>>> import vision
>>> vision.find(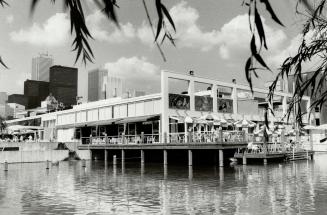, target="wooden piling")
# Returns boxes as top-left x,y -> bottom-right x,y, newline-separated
141,150 -> 145,164
188,150 -> 192,166
46,160 -> 50,170
121,149 -> 125,164
242,154 -> 247,165
82,159 -> 86,167
163,150 -> 168,165
4,161 -> 8,171
219,150 -> 224,167
104,150 -> 108,163
113,155 -> 117,165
